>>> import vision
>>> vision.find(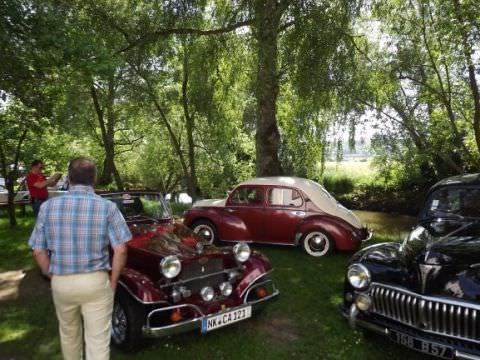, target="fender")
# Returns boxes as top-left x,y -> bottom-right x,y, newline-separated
296,214 -> 360,251
235,252 -> 272,297
183,207 -> 222,229
119,267 -> 167,304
